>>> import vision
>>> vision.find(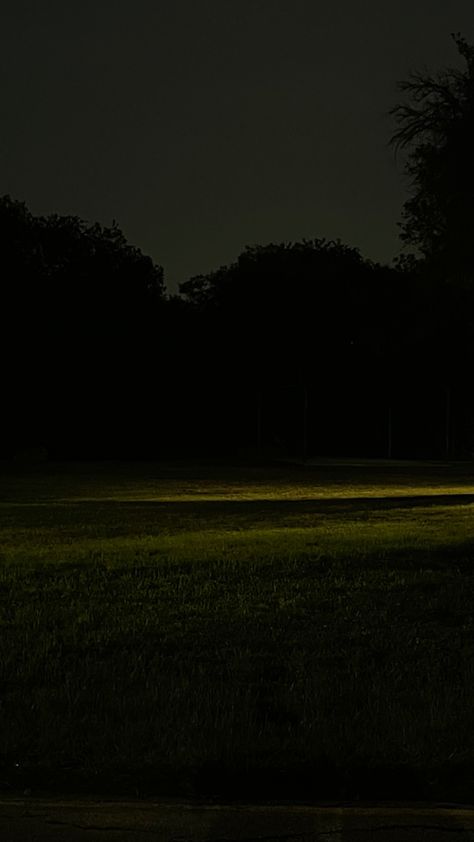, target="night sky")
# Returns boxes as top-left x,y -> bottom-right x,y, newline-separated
3,1 -> 474,292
